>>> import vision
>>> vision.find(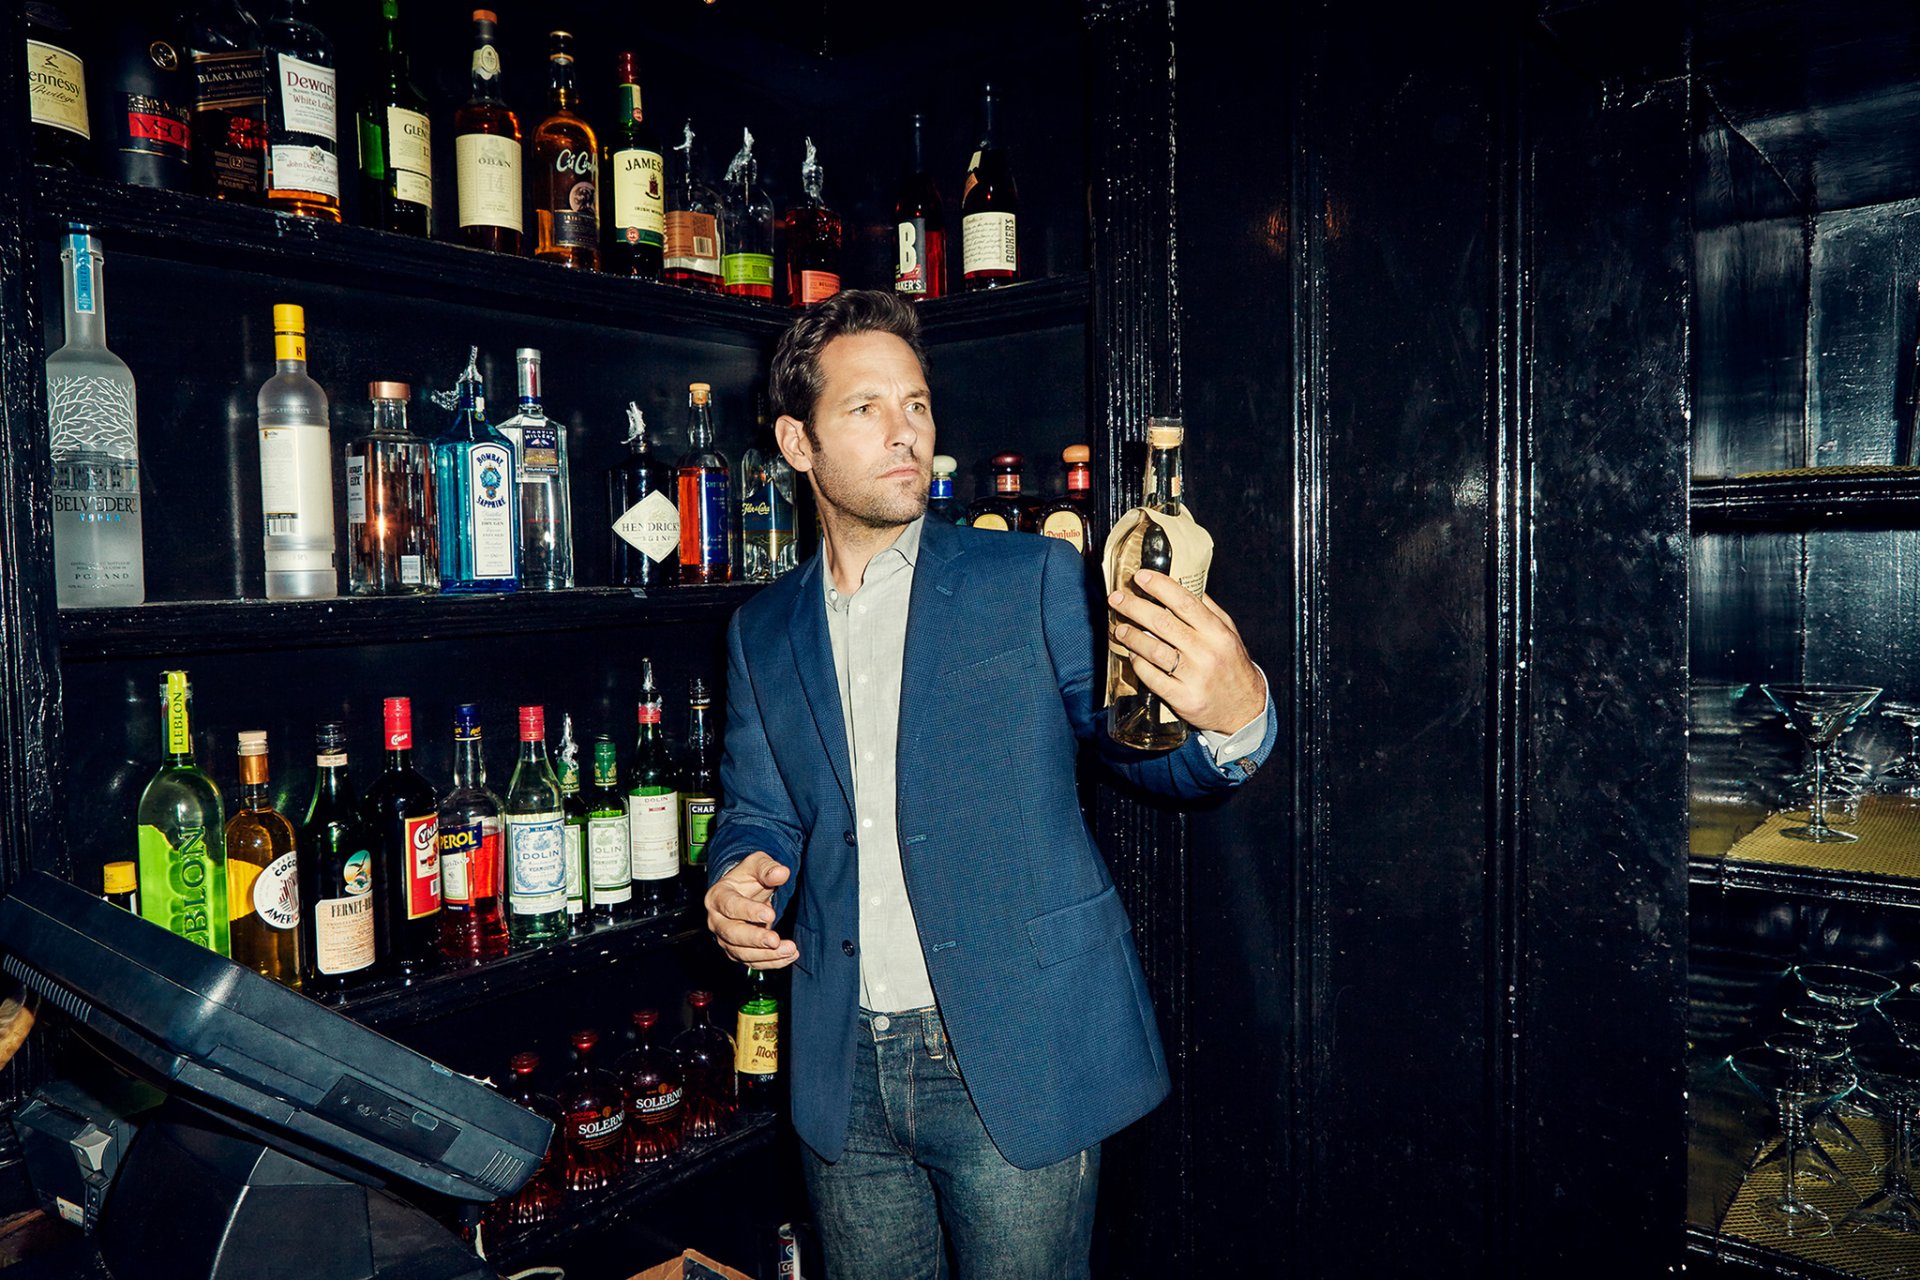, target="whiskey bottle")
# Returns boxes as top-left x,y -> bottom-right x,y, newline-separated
505,706 -> 569,947
558,713 -> 589,924
301,721 -> 379,993
736,394 -> 796,582
674,990 -> 737,1139
433,346 -> 520,593
261,0 -> 340,222
346,381 -> 437,595
1037,444 -> 1098,558
438,703 -> 509,962
583,735 -> 632,925
926,454 -> 963,526
453,9 -> 522,255
1106,422 -> 1196,751
719,129 -> 775,301
363,696 -> 440,978
618,1009 -> 683,1164
610,403 -> 678,592
966,452 -> 1029,531
894,113 -> 945,301
97,18 -> 193,190
606,52 -> 665,280
136,671 -> 230,955
961,83 -> 1020,290
530,31 -> 599,271
48,231 -> 145,608
495,349 -> 574,590
257,303 -> 337,600
781,138 -> 843,307
491,1052 -> 562,1226
27,2 -> 90,170
357,0 -> 432,237
557,1029 -> 625,1192
225,730 -> 302,989
677,382 -> 732,584
735,968 -> 780,1114
680,677 -> 720,890
627,660 -> 680,912
188,0 -> 267,202
664,122 -> 723,292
